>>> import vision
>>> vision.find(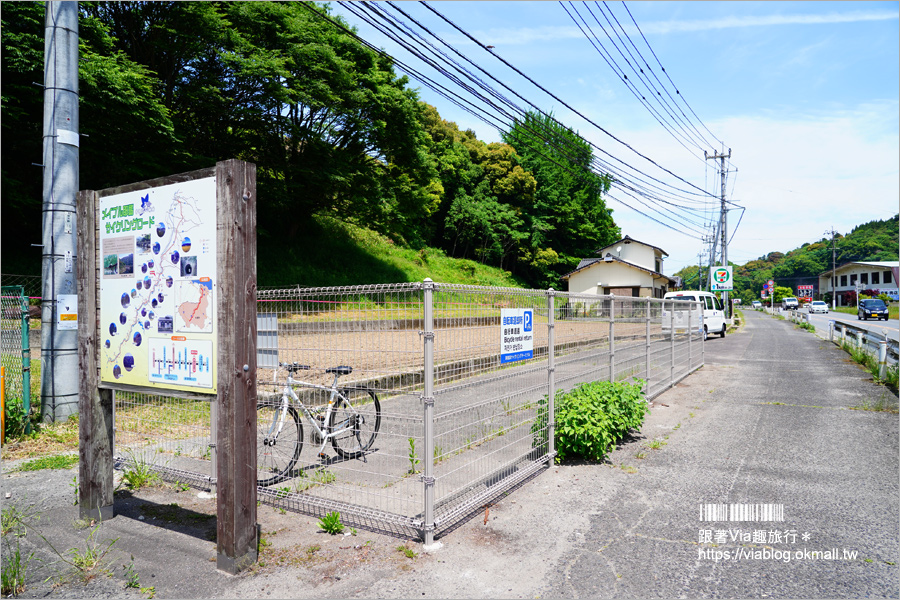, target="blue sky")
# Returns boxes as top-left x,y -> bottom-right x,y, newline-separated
330,1 -> 899,274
